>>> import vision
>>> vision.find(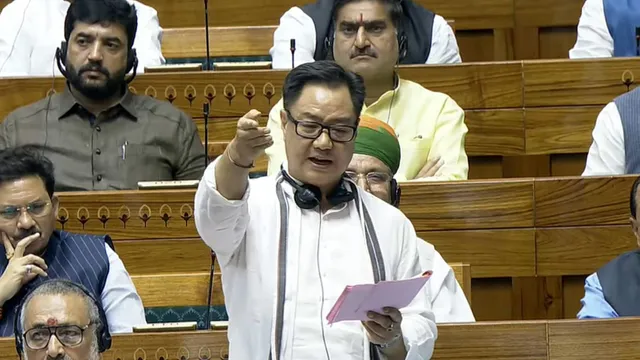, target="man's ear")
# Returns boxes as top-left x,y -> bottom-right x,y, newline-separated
52,195 -> 59,216
280,109 -> 287,133
631,216 -> 640,247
